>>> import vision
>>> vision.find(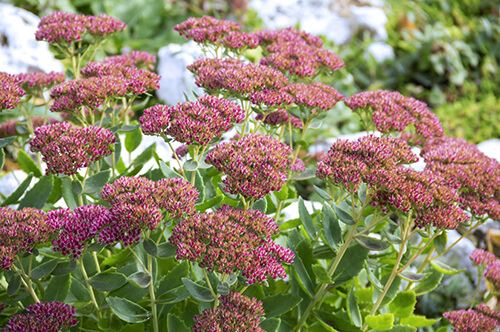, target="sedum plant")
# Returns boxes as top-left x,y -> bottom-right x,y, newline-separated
0,12 -> 499,332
